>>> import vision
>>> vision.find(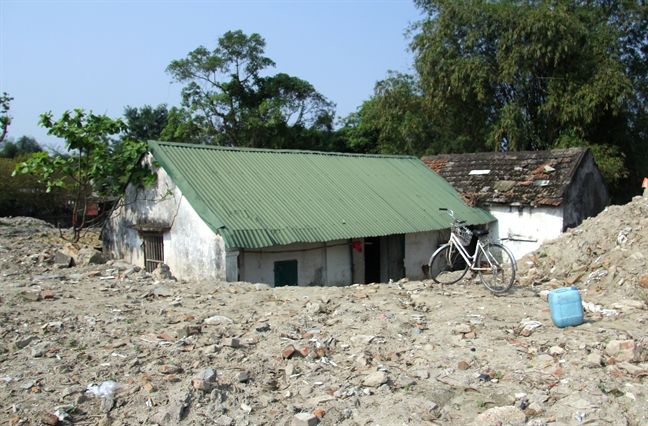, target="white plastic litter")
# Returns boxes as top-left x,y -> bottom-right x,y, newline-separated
520,318 -> 542,331
617,231 -> 628,244
582,301 -> 601,313
54,408 -> 72,421
584,269 -> 608,285
87,380 -> 121,398
204,315 -> 234,324
582,301 -> 619,316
